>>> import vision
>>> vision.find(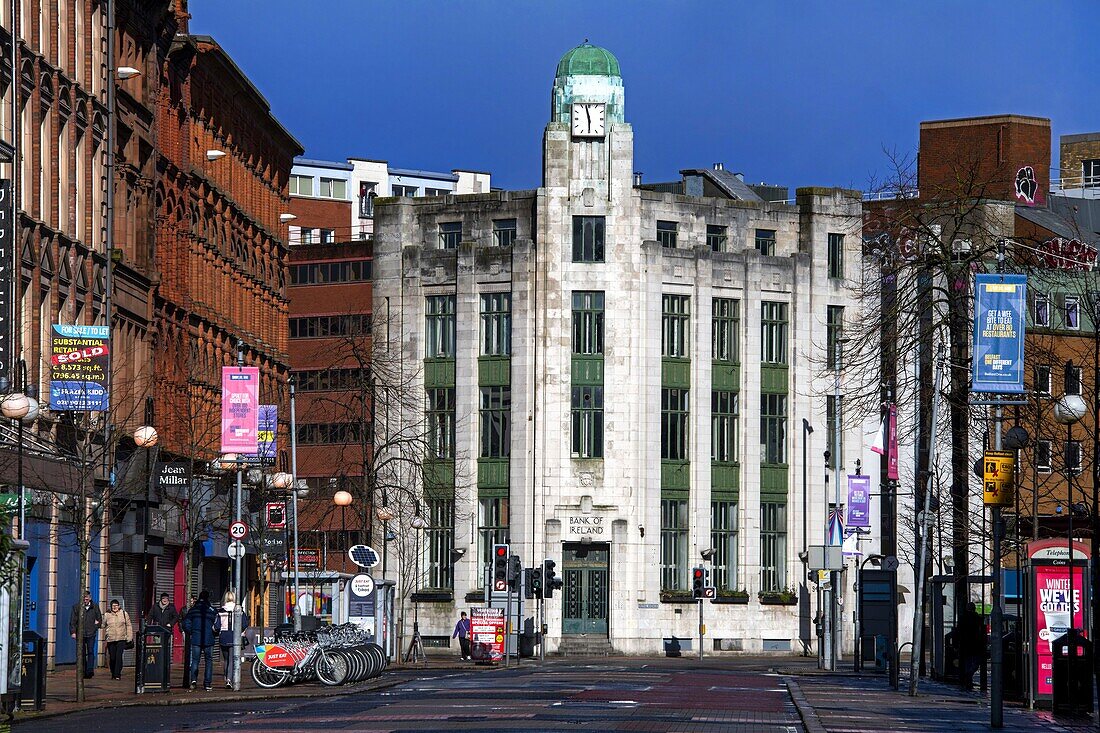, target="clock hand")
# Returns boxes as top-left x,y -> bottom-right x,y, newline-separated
584,105 -> 591,131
